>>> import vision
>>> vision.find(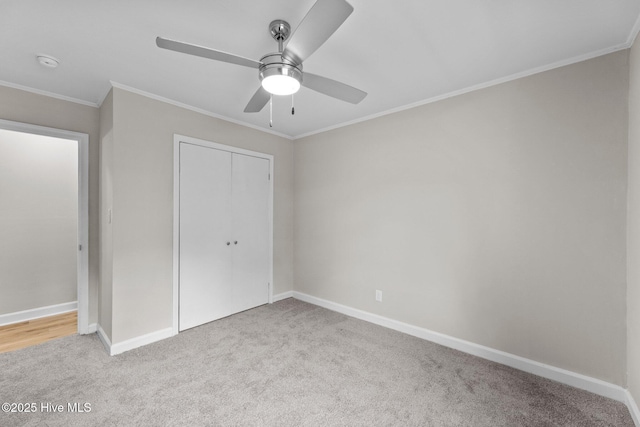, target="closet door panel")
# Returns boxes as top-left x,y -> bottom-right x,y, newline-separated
179,143 -> 233,331
230,153 -> 270,312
